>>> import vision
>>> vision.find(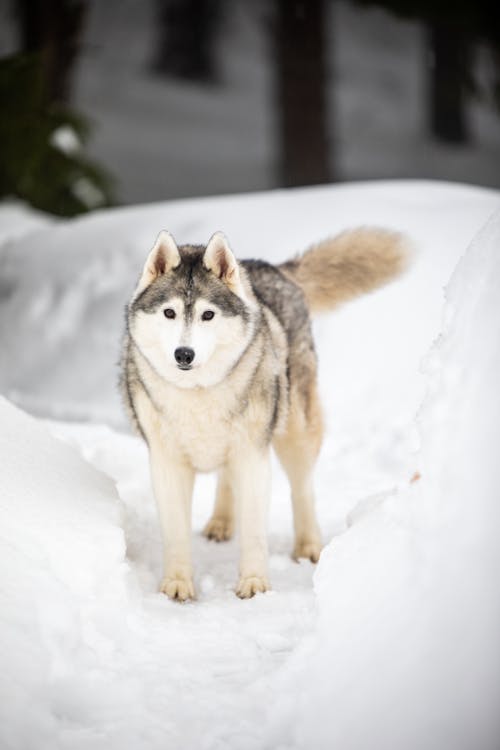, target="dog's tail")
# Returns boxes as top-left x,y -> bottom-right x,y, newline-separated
279,228 -> 410,314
